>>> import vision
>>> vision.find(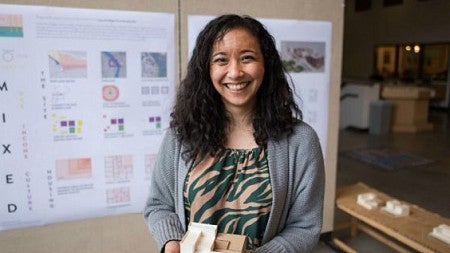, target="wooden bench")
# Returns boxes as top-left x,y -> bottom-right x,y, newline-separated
333,183 -> 450,253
